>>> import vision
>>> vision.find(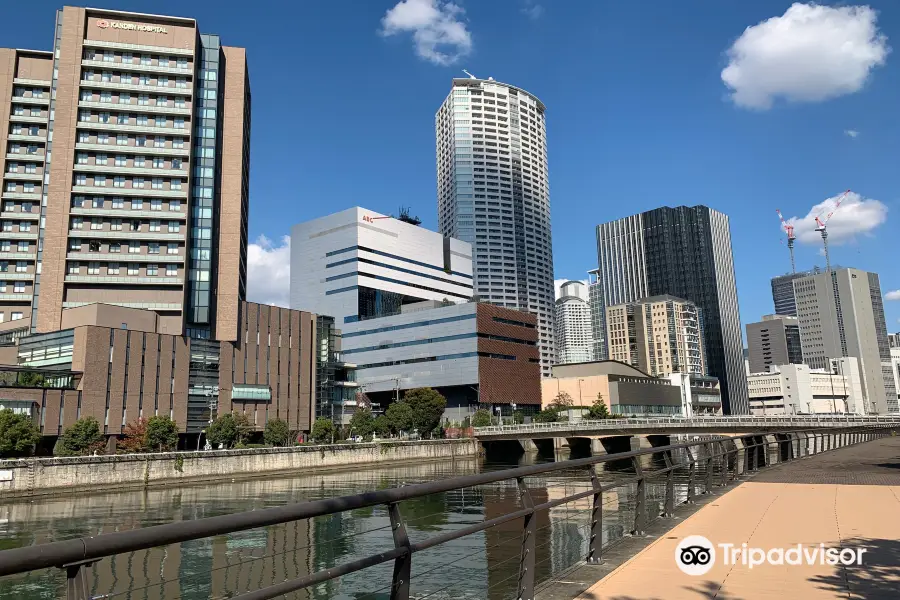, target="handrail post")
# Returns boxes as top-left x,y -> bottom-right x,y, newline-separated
517,477 -> 536,600
632,455 -> 646,535
663,449 -> 675,517
704,442 -> 713,493
587,466 -> 603,564
62,560 -> 94,600
718,441 -> 728,486
388,503 -> 411,600
685,447 -> 696,503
